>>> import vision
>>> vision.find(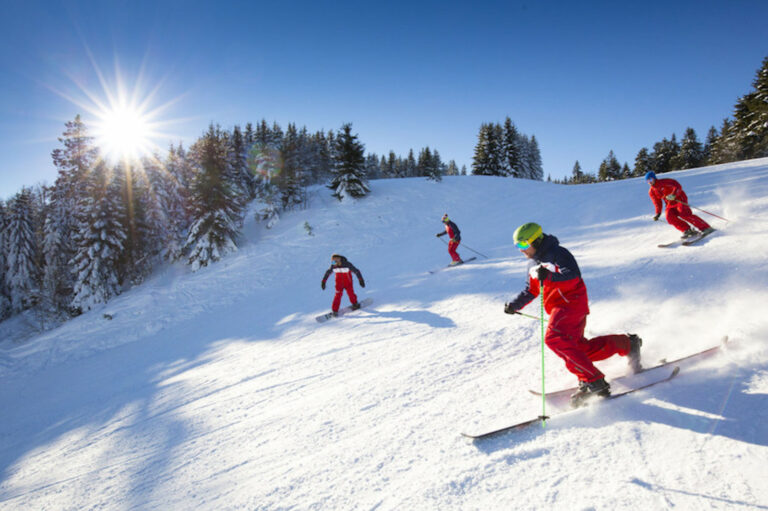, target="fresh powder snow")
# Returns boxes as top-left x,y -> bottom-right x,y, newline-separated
1,158 -> 767,510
